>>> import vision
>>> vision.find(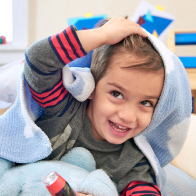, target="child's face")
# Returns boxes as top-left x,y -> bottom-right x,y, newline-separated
87,53 -> 164,144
